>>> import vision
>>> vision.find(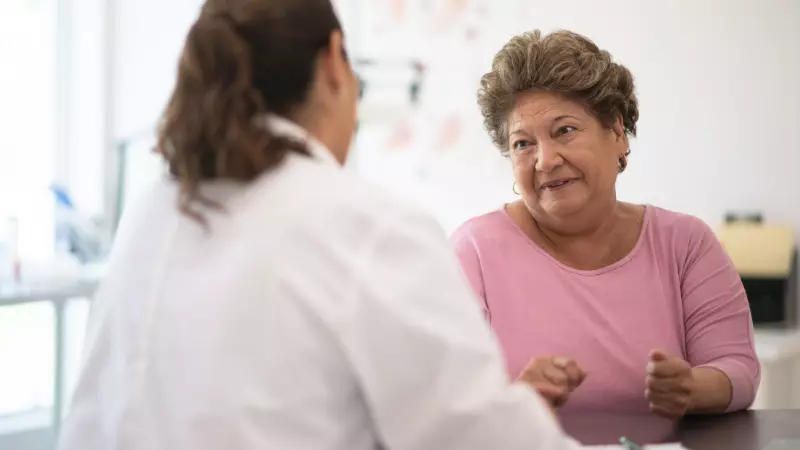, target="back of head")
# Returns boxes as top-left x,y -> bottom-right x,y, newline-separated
157,0 -> 344,220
